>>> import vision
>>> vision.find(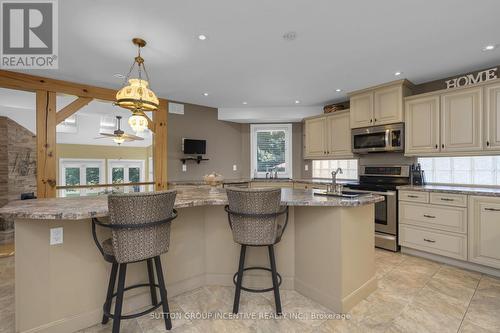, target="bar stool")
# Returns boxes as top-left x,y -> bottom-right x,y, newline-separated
225,187 -> 289,315
91,191 -> 177,333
